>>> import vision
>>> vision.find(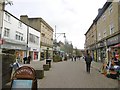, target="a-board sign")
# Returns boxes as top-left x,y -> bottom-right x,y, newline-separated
11,79 -> 32,89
